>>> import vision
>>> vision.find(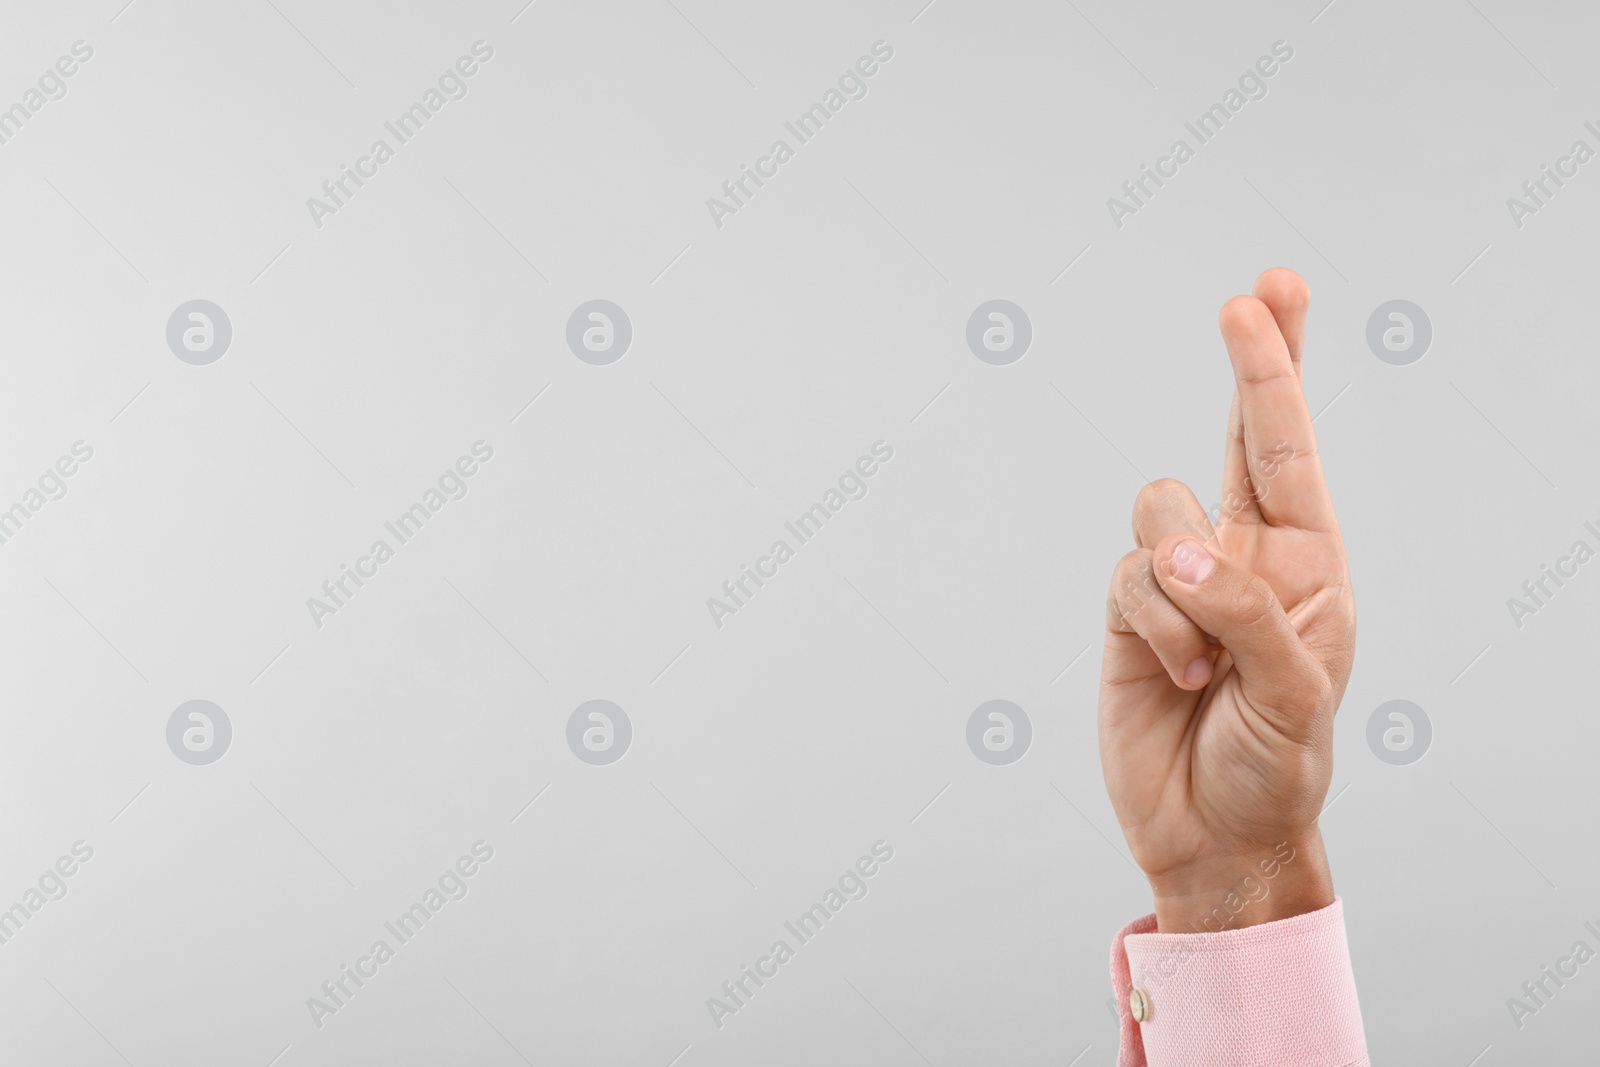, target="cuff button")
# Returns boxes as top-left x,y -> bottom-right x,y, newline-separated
1129,987 -> 1150,1023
